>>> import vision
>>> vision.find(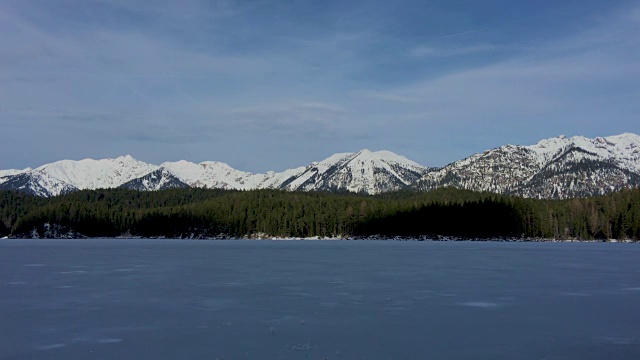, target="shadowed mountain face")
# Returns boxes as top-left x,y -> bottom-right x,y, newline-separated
0,171 -> 78,197
119,169 -> 190,191
2,133 -> 640,199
